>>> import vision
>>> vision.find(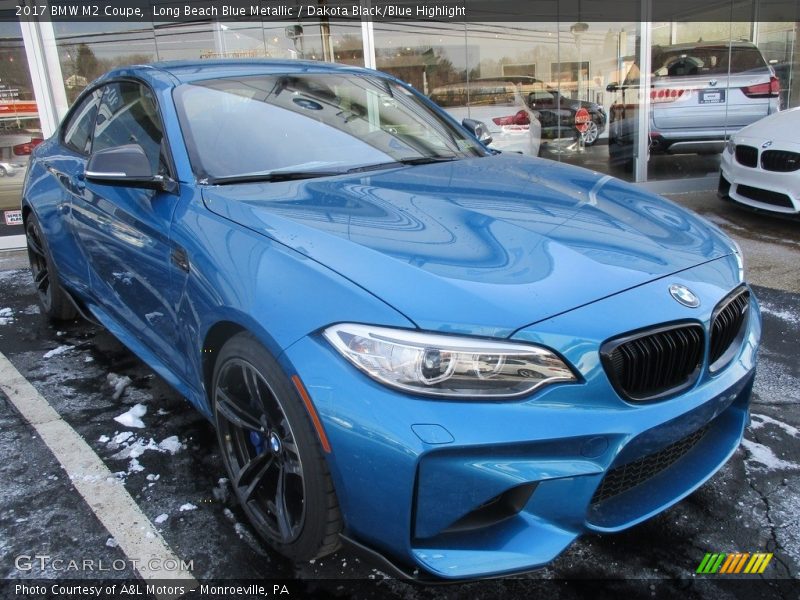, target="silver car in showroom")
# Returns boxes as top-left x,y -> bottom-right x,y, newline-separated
608,41 -> 780,162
